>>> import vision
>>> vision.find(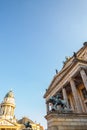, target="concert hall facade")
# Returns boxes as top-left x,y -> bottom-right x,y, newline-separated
44,42 -> 87,130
